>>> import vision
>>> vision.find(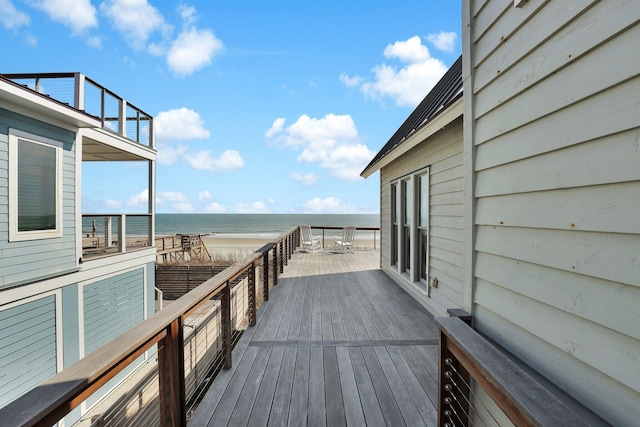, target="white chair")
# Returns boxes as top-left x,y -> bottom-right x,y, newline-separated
333,226 -> 356,253
300,225 -> 322,252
